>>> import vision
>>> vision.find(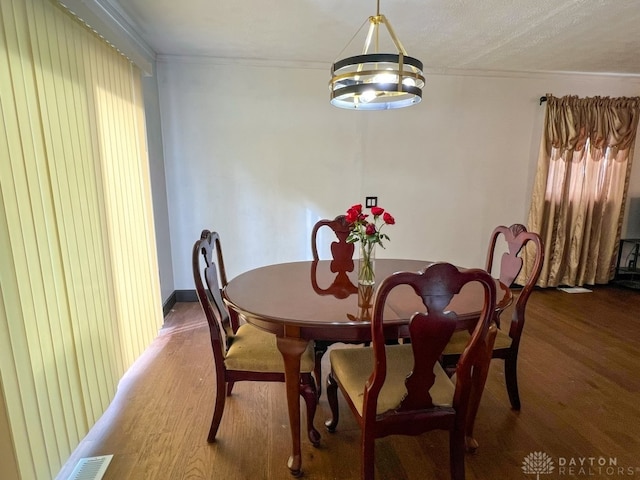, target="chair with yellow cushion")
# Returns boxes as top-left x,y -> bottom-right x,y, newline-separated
311,214 -> 355,263
325,262 -> 497,480
193,229 -> 319,445
442,224 -> 544,413
440,224 -> 543,453
310,215 -> 357,393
